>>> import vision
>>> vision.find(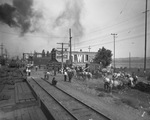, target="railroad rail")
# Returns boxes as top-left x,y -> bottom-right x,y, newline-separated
28,77 -> 112,120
